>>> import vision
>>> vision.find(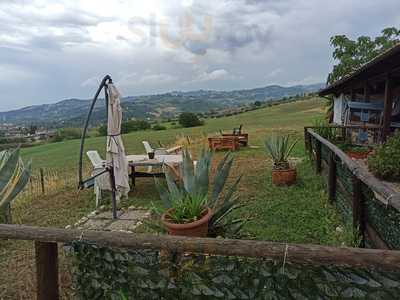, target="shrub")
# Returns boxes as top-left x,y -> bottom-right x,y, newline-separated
368,132 -> 400,180
178,112 -> 204,128
152,124 -> 166,131
98,120 -> 151,136
53,128 -> 81,142
312,118 -> 338,141
121,120 -> 151,134
98,124 -> 107,136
